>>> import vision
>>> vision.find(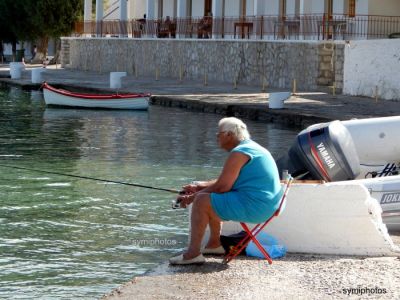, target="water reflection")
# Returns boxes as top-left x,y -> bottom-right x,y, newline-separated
30,90 -> 43,102
0,85 -> 298,299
